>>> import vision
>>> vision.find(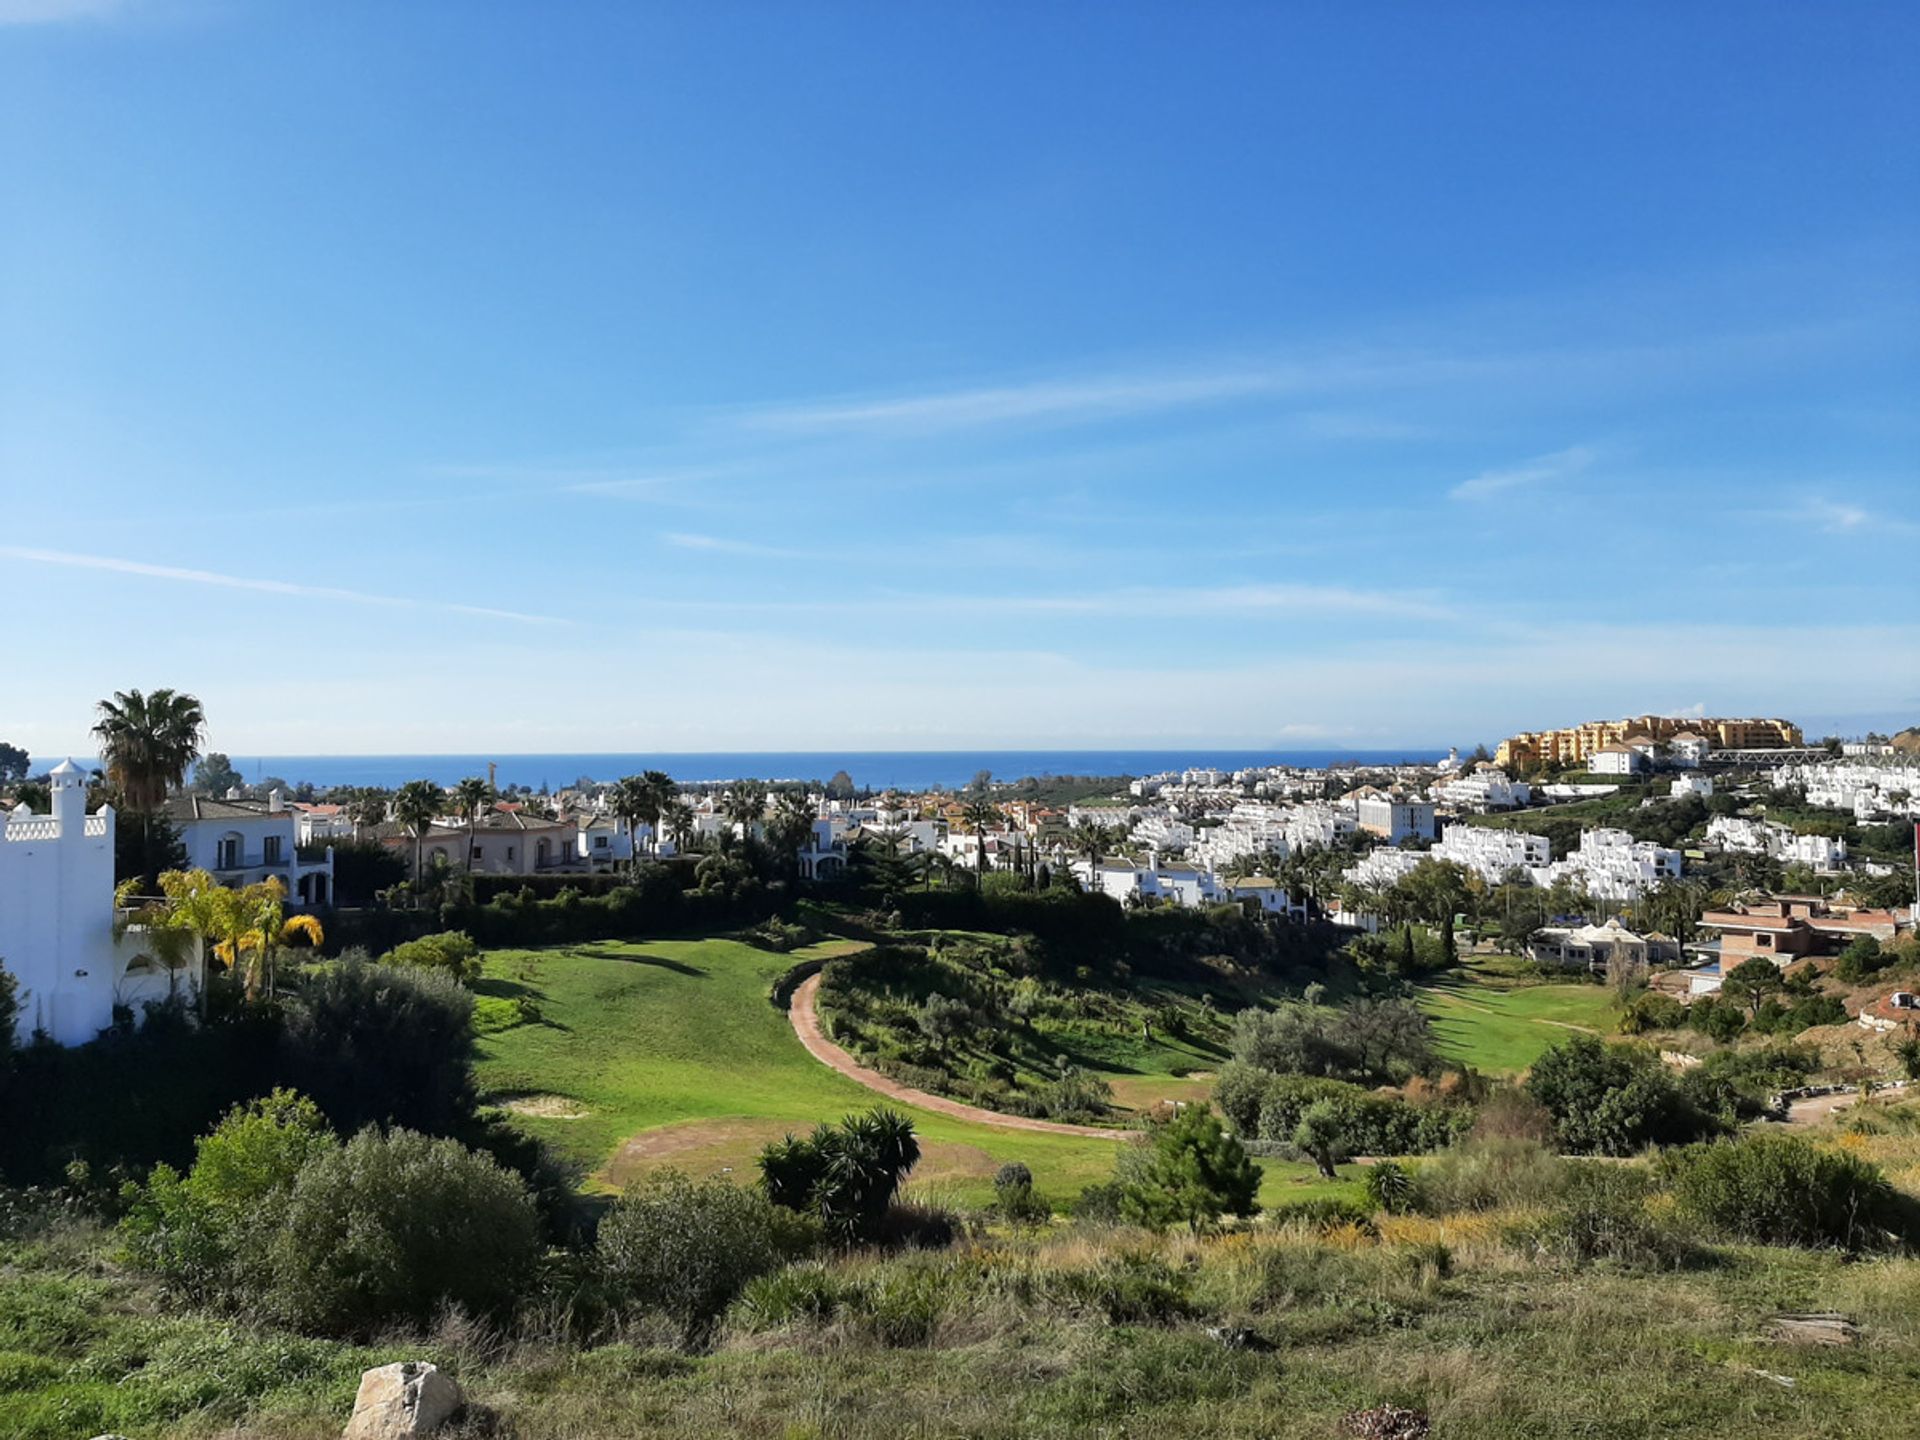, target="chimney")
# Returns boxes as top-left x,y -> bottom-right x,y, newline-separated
268,788 -> 285,813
